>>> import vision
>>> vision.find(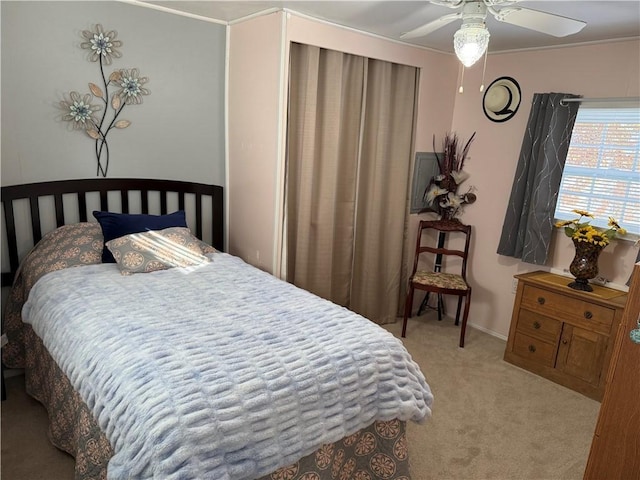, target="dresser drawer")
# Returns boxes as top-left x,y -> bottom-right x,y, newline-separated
521,285 -> 615,335
516,309 -> 561,343
512,332 -> 557,367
